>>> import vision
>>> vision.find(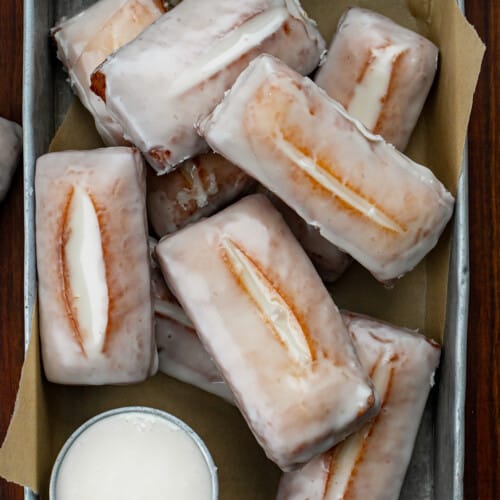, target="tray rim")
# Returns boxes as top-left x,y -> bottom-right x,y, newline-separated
21,0 -> 469,498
